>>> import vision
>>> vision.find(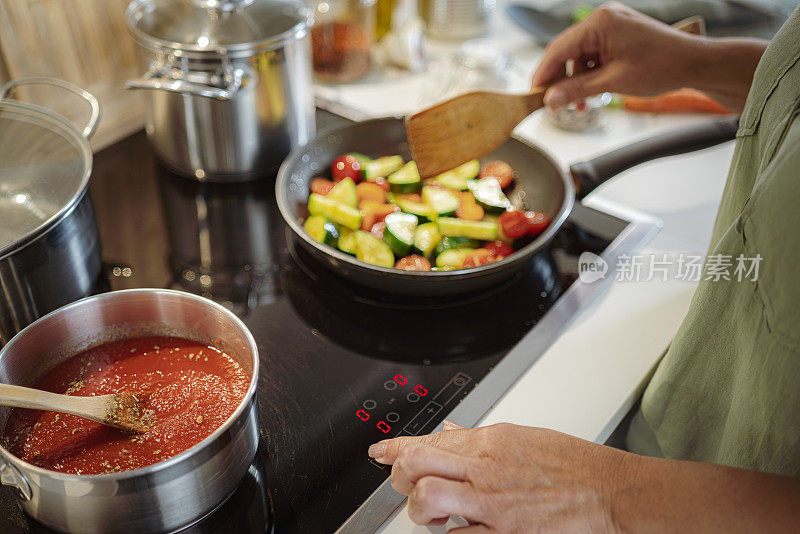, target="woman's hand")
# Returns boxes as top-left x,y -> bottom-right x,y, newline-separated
531,2 -> 767,112
370,422 -> 800,533
367,423 -> 629,532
